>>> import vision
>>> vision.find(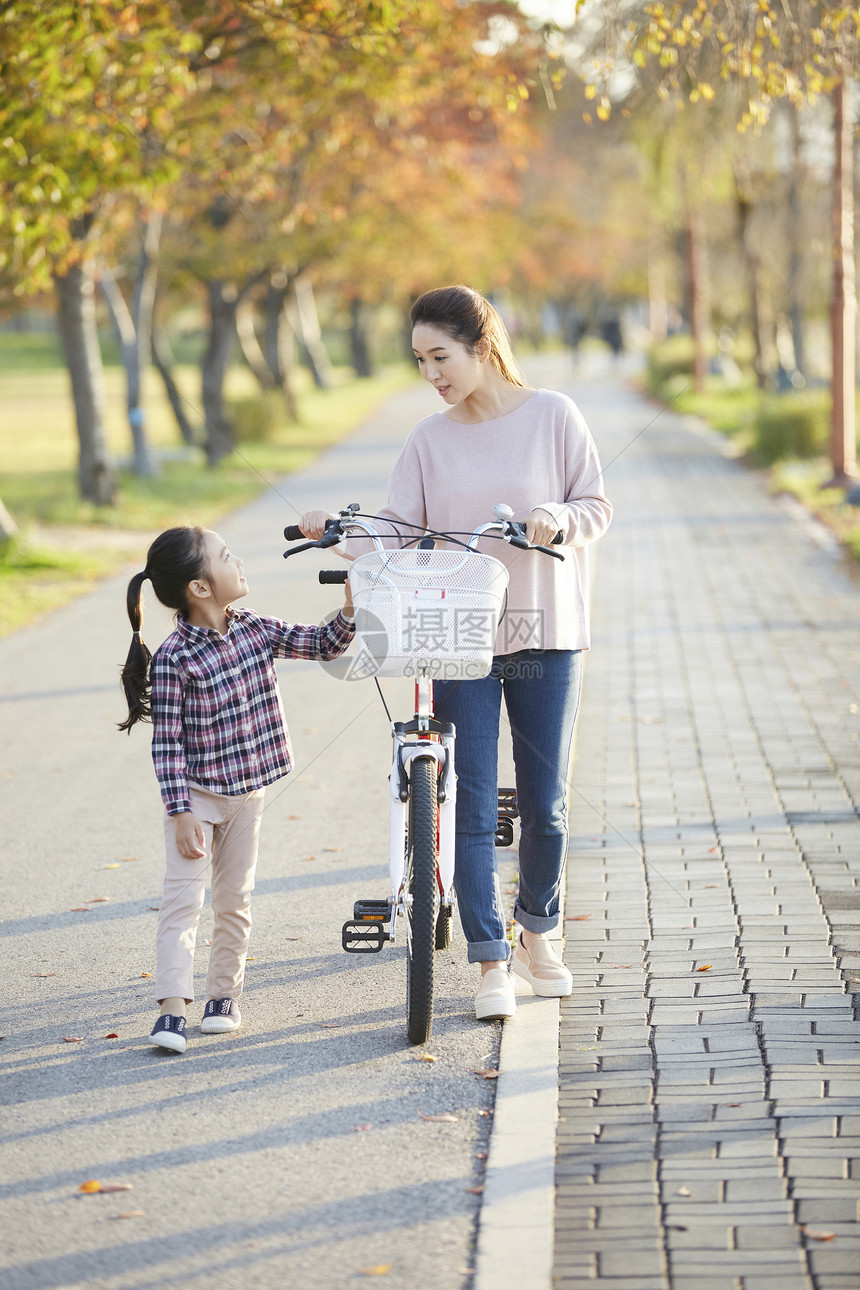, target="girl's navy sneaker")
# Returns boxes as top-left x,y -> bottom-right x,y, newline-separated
150,1014 -> 187,1053
200,998 -> 241,1033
